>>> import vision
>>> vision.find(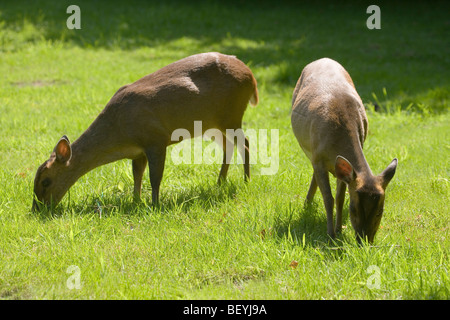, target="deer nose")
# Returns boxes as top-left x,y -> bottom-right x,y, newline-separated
31,200 -> 38,212
31,198 -> 45,212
